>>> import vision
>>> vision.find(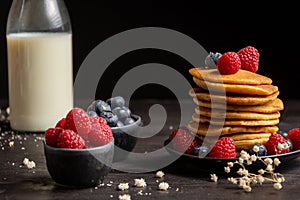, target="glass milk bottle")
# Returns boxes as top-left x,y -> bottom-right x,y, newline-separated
6,0 -> 73,132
